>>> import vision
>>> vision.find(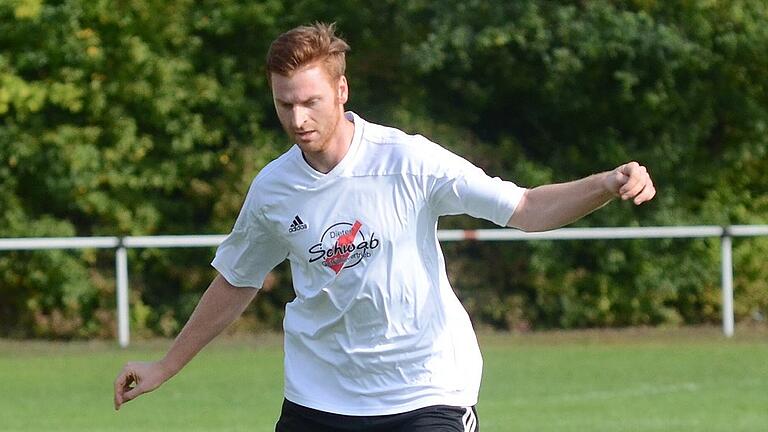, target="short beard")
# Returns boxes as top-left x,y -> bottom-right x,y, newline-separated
314,106 -> 342,153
